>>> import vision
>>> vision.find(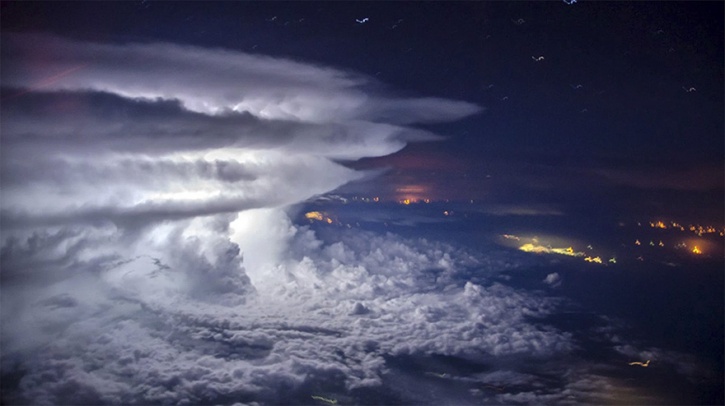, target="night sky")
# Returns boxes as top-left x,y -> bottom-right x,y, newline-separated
1,2 -> 723,405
